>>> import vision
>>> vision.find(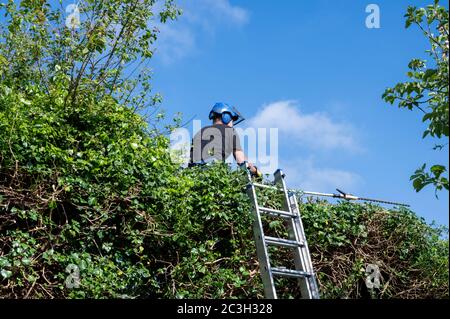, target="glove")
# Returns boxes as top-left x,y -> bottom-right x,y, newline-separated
250,165 -> 263,178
